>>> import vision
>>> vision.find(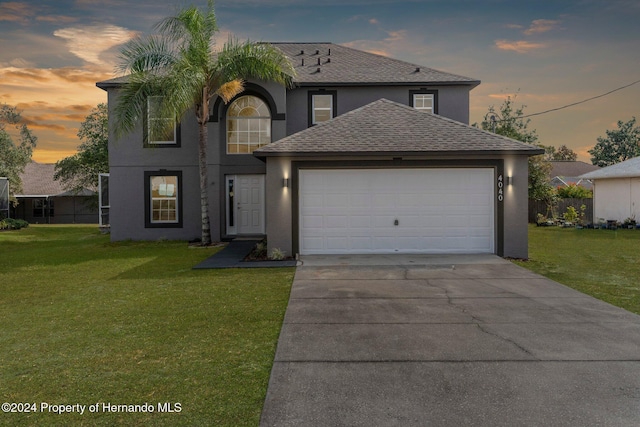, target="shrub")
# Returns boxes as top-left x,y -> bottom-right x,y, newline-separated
269,248 -> 286,260
563,206 -> 578,224
556,184 -> 592,199
0,218 -> 29,230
